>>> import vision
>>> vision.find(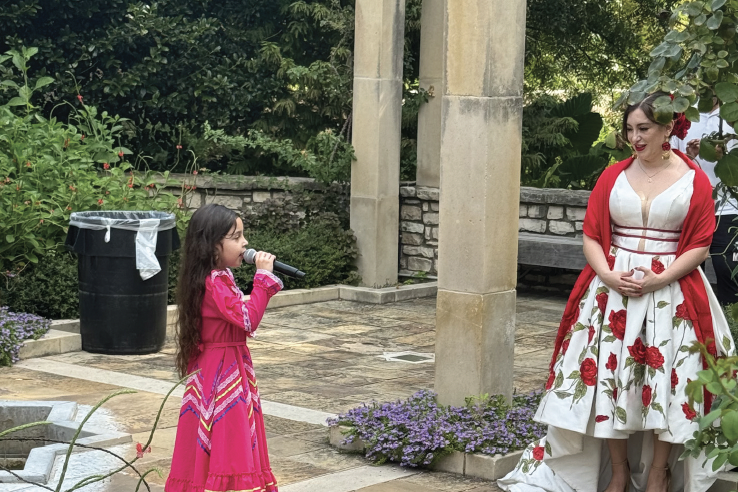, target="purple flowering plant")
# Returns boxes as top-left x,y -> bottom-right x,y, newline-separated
328,389 -> 546,468
0,306 -> 50,366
